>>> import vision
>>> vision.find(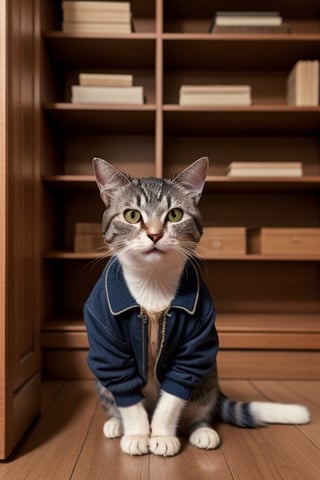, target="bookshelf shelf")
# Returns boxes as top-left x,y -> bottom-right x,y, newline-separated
38,0 -> 320,380
162,33 -> 320,41
204,177 -> 320,192
43,175 -> 320,193
43,250 -> 320,262
45,102 -> 157,111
